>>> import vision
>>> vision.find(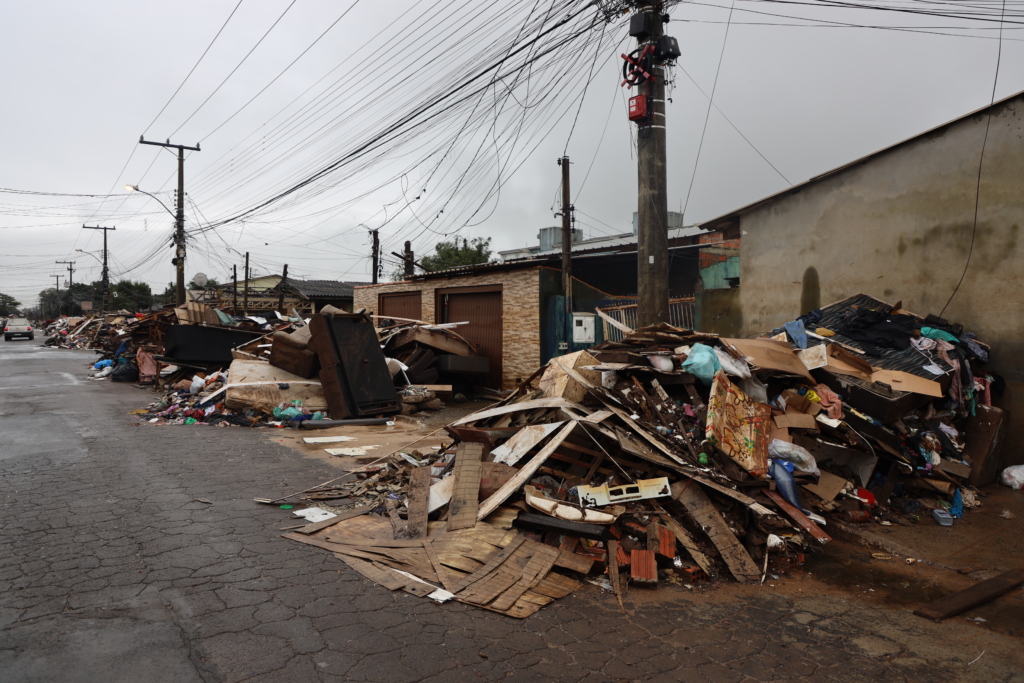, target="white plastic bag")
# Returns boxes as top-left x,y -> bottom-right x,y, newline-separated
1000,464 -> 1024,490
768,439 -> 820,477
